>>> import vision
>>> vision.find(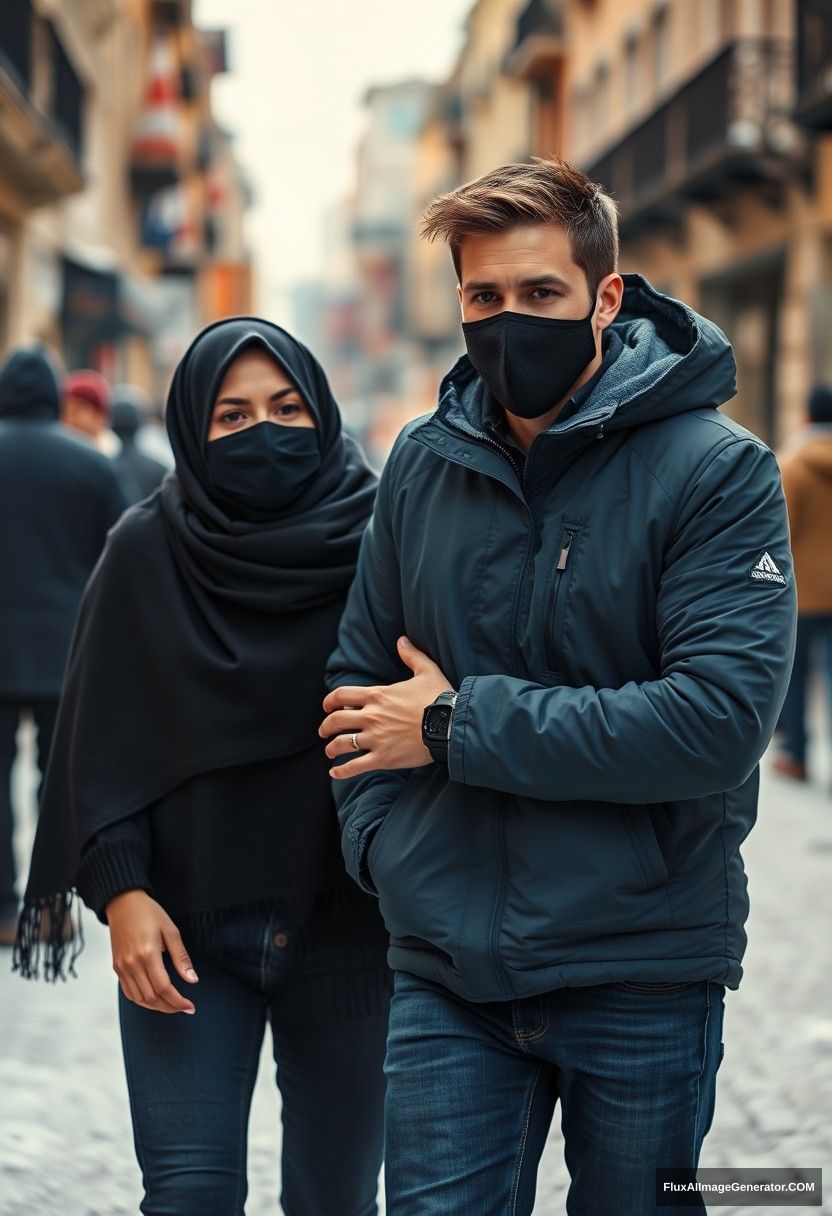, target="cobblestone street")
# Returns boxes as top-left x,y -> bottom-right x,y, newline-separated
1,722 -> 830,1215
